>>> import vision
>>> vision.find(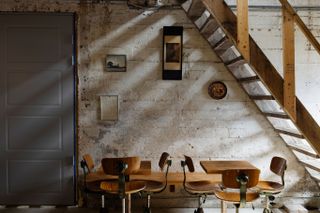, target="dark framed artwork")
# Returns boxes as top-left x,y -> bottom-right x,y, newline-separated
106,55 -> 126,72
163,26 -> 183,80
